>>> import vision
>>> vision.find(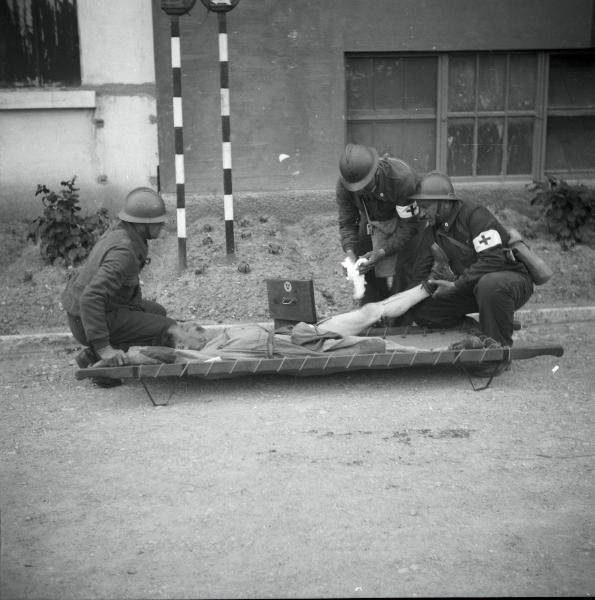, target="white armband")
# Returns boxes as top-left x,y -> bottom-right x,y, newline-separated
396,202 -> 419,219
473,229 -> 502,252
